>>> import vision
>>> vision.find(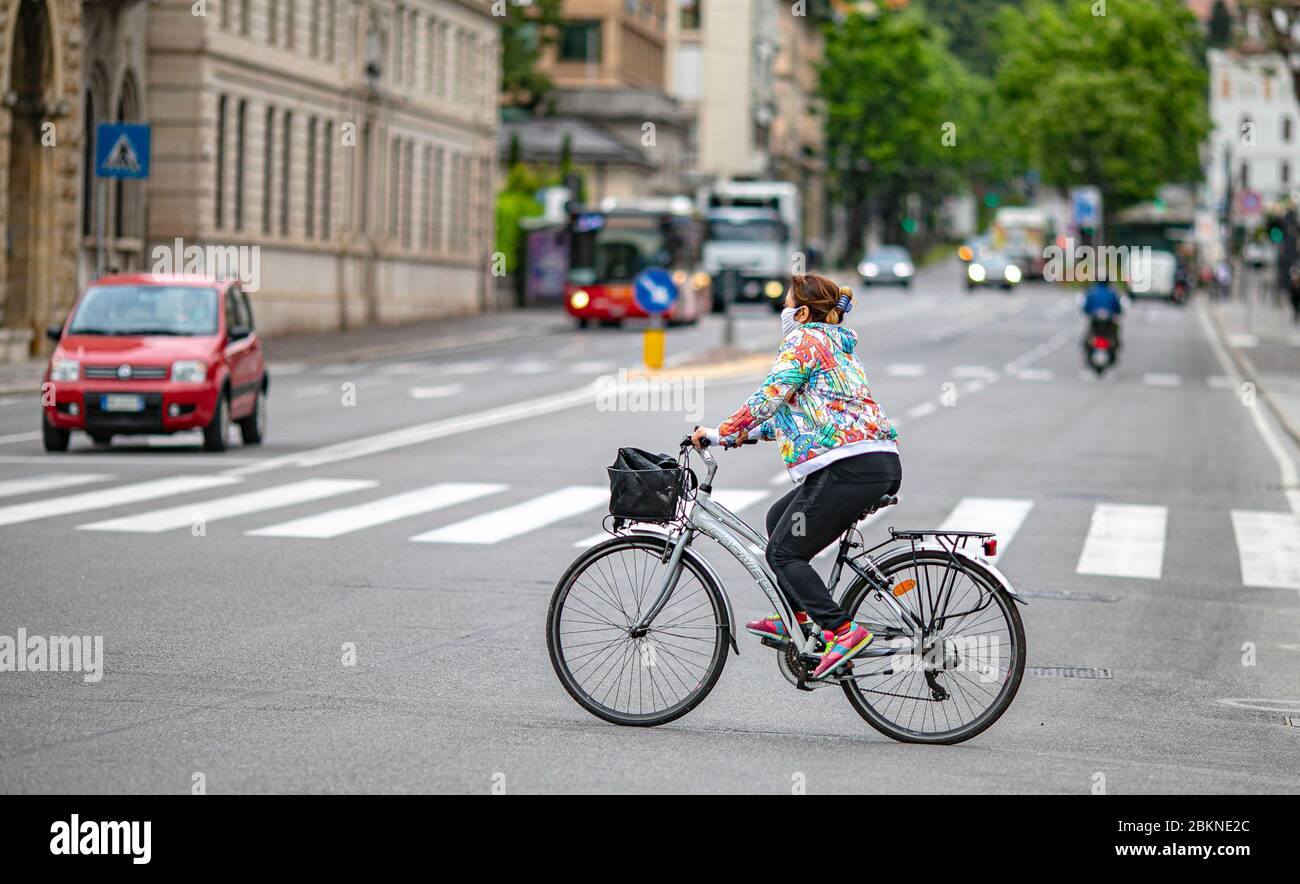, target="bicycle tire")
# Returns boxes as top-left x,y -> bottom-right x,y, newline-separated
547,534 -> 731,727
839,549 -> 1026,744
